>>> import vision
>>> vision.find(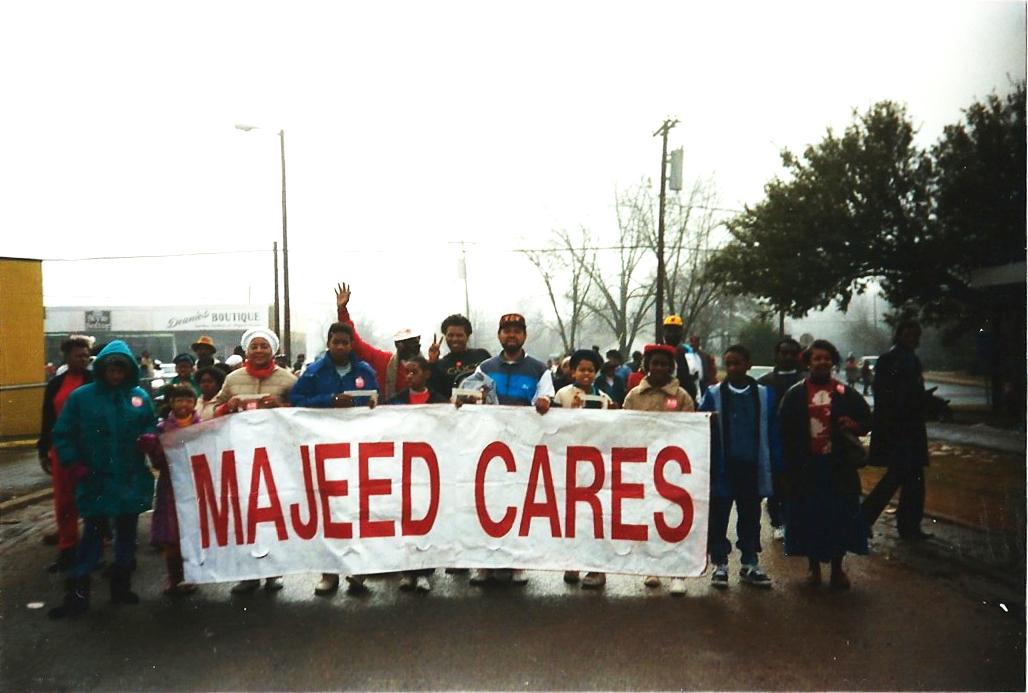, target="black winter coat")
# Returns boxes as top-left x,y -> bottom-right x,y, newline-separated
868,345 -> 929,468
780,379 -> 871,498
36,370 -> 94,457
